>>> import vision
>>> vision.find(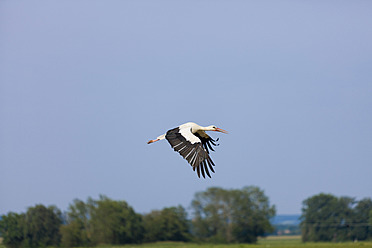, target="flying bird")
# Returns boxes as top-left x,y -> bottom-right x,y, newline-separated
147,122 -> 228,178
